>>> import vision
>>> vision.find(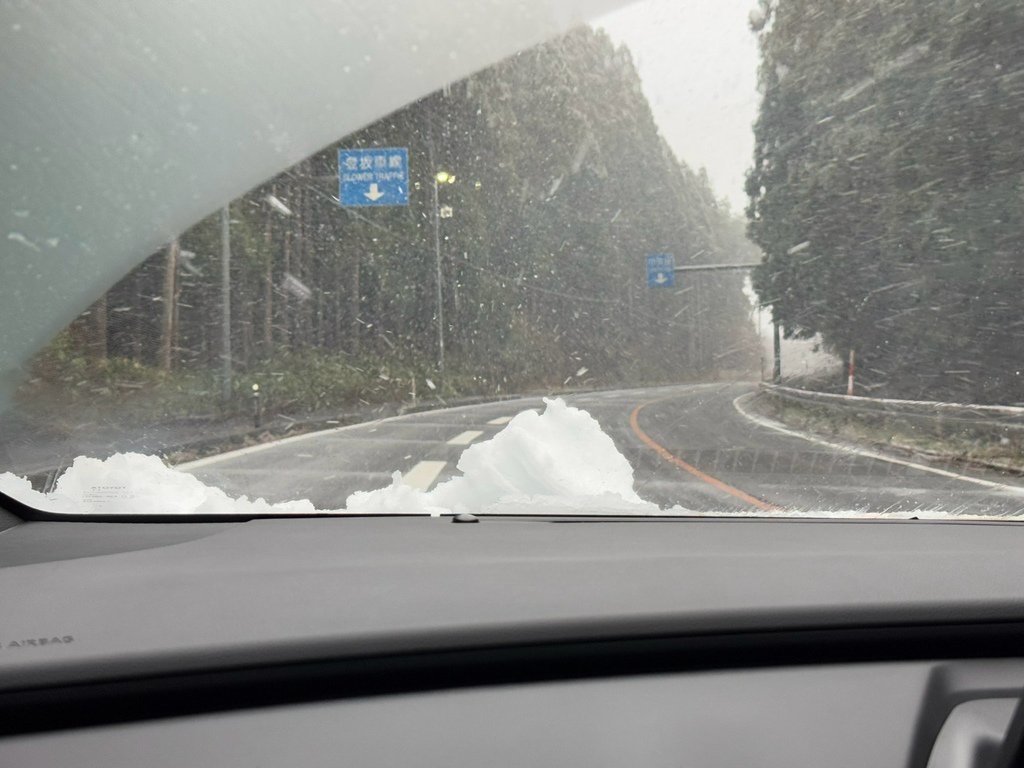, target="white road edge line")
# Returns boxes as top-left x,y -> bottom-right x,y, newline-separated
732,392 -> 1024,496
447,430 -> 484,446
400,460 -> 447,491
487,416 -> 513,426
